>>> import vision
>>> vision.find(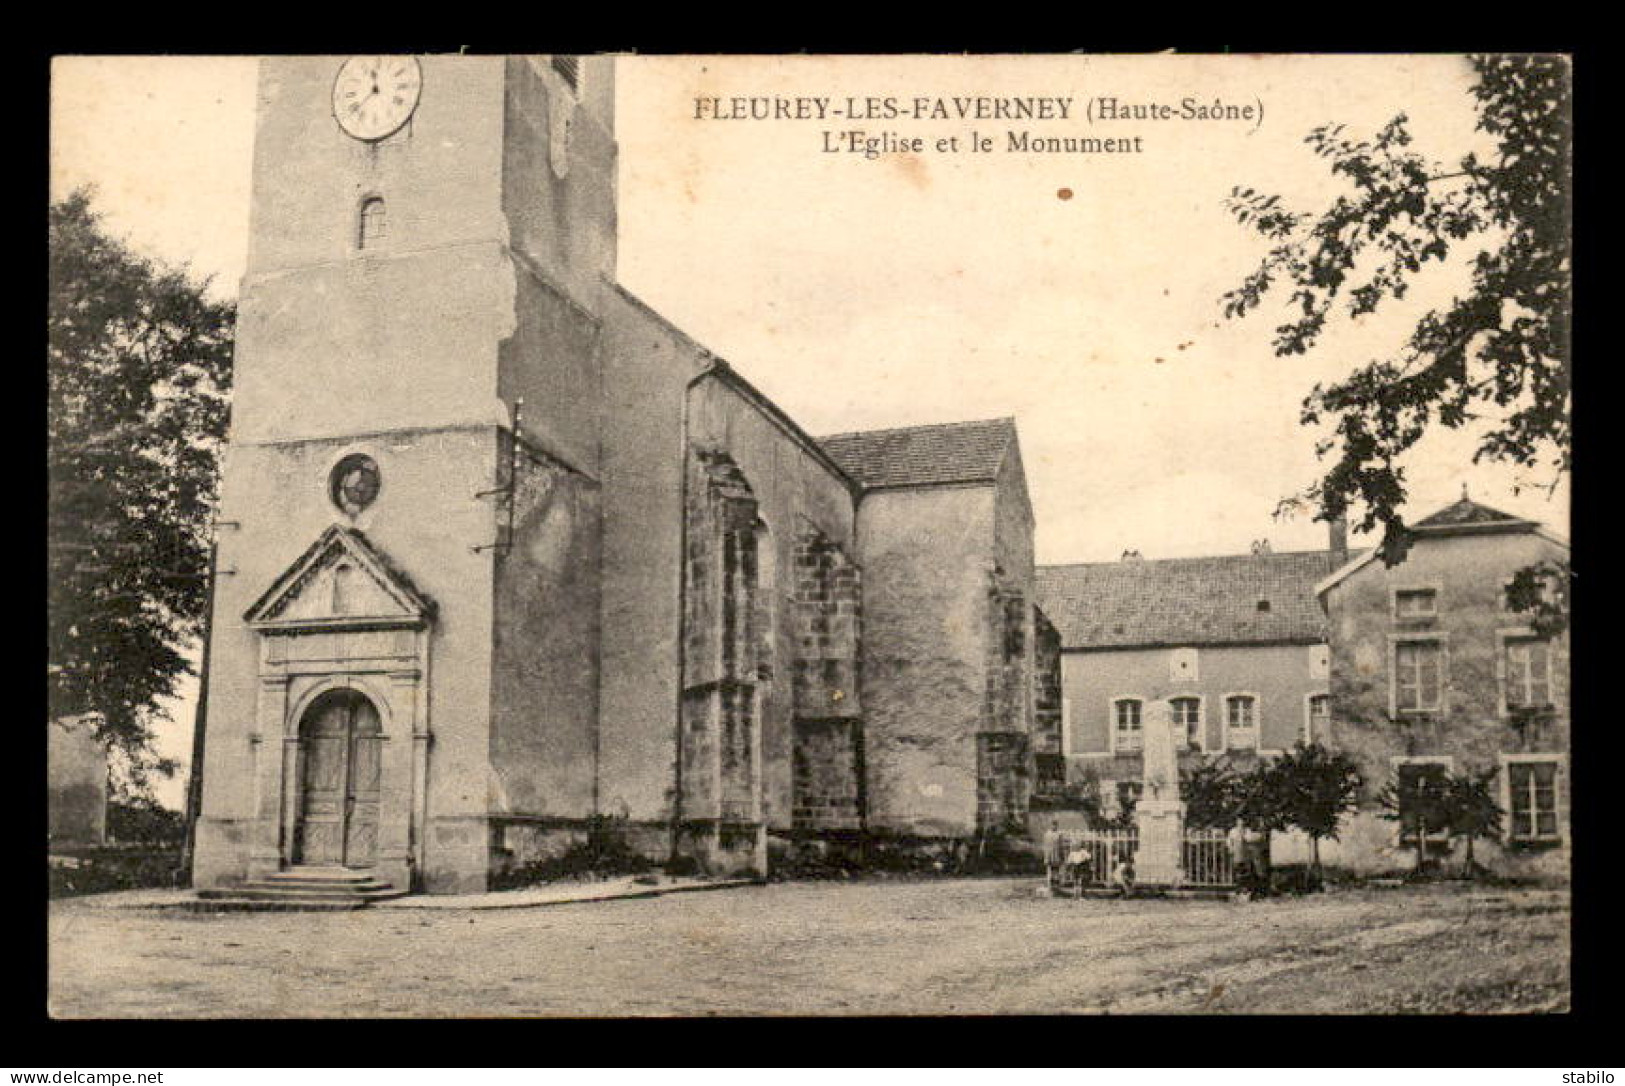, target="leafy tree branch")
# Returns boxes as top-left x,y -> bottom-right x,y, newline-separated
1223,56 -> 1570,579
